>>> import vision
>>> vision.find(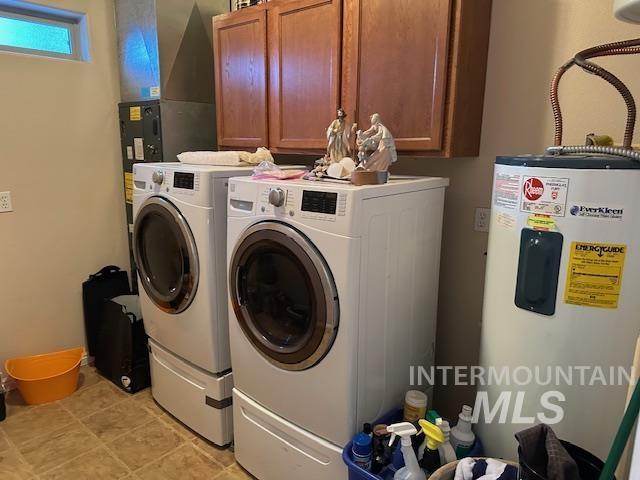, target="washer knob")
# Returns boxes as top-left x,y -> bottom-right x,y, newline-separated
268,188 -> 285,207
151,170 -> 164,185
